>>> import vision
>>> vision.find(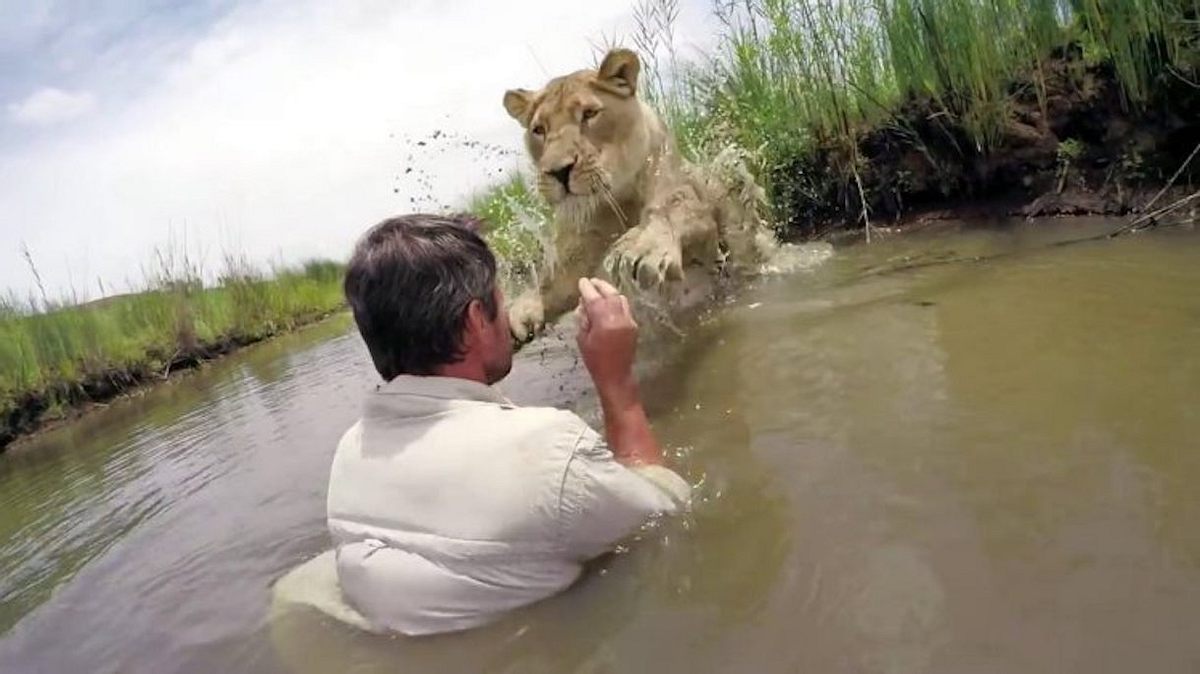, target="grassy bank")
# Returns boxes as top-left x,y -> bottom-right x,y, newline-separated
1,257 -> 345,447
676,0 -> 1197,234
478,0 -> 1197,241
